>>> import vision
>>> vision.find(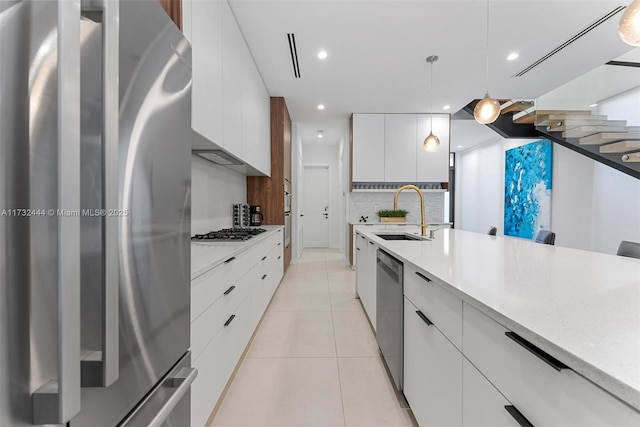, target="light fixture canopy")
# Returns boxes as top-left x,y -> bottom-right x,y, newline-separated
474,93 -> 501,125
424,55 -> 440,153
475,0 -> 500,125
619,0 -> 640,46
